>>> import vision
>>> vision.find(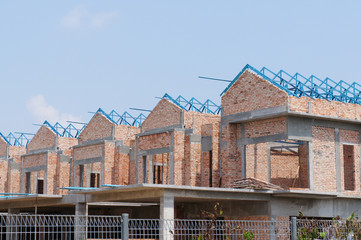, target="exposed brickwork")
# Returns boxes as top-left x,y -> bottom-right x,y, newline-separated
22,153 -> 46,169
289,96 -> 361,121
138,133 -> 171,151
114,125 -> 139,145
0,160 -> 8,192
27,126 -> 56,152
183,111 -> 220,135
339,129 -> 360,195
173,131 -> 185,185
270,150 -> 299,189
57,137 -> 78,155
0,138 -> 7,157
141,99 -> 182,132
312,126 -> 337,192
244,117 -> 286,138
221,70 -> 288,116
75,144 -> 103,160
78,113 -> 113,143
246,143 -> 268,182
7,146 -> 26,193
298,144 -> 309,188
220,124 -> 242,188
